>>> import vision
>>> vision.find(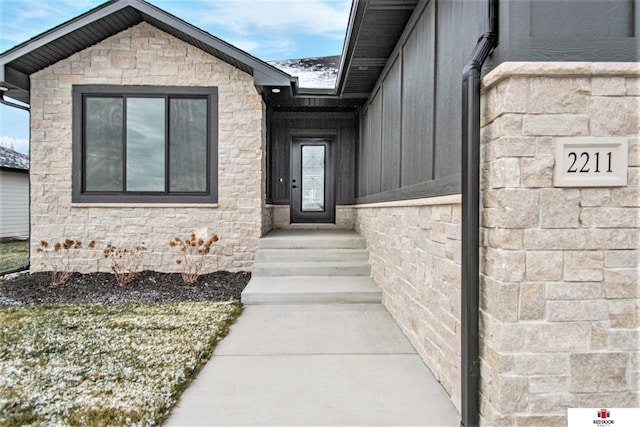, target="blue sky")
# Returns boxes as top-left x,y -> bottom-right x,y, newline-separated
0,0 -> 351,154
